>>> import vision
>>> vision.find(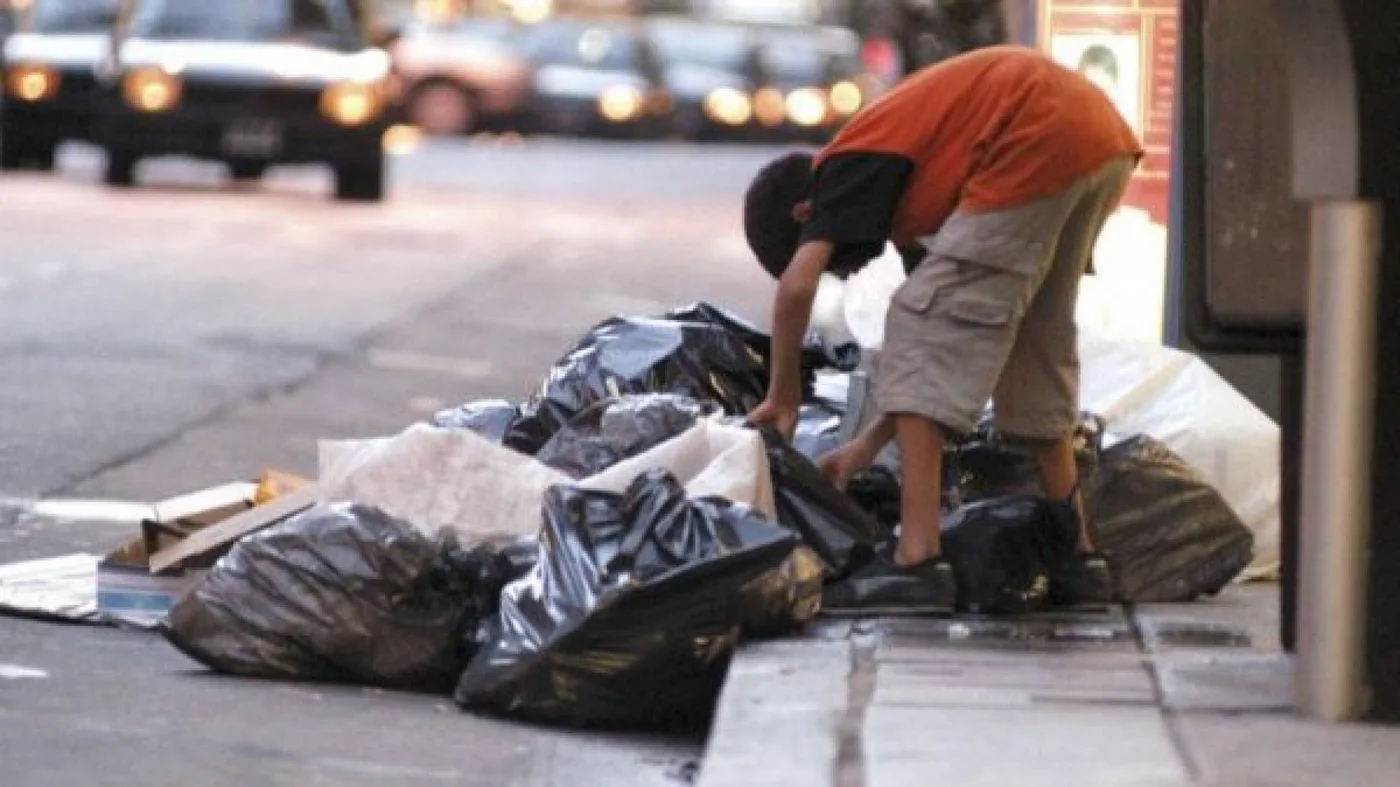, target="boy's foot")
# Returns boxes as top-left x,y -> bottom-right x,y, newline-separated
1049,551 -> 1116,609
821,552 -> 957,616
